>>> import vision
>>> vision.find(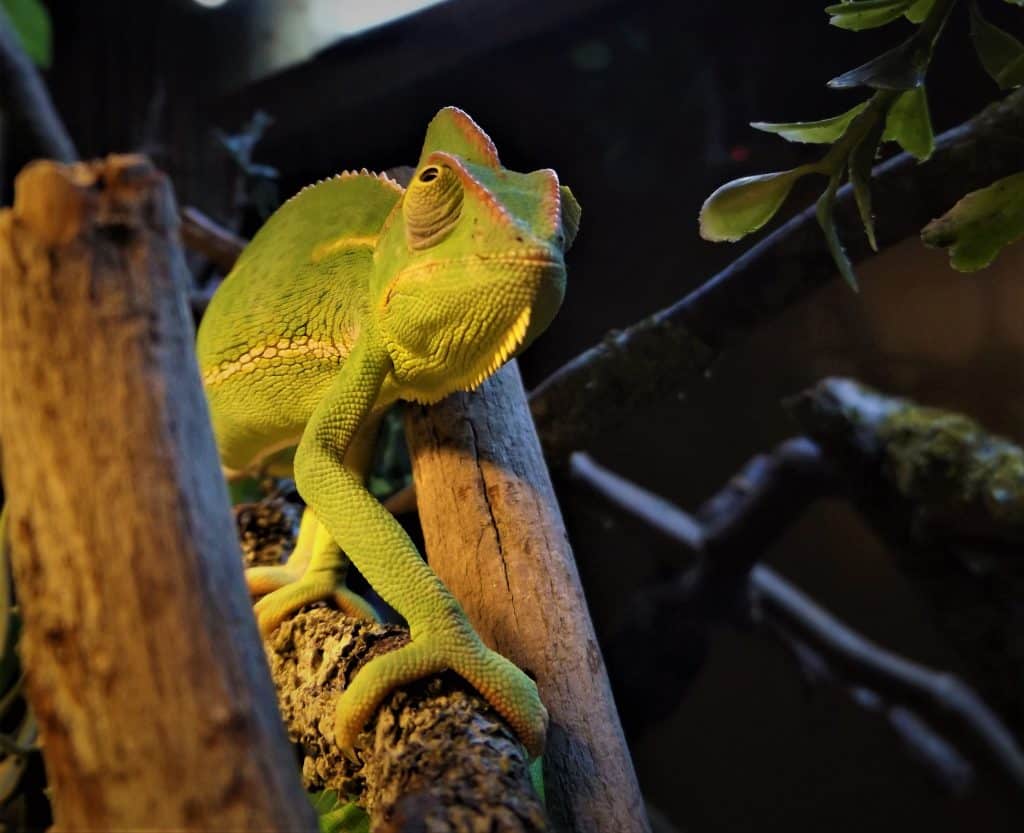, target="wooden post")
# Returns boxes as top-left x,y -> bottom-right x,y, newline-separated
406,361 -> 651,833
0,156 -> 317,831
